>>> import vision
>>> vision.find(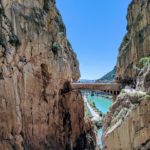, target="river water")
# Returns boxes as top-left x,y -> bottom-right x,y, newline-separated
86,94 -> 112,147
